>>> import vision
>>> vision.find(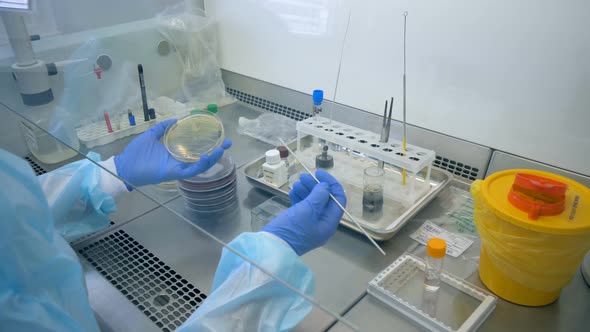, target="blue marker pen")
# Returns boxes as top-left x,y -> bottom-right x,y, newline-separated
128,110 -> 136,126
